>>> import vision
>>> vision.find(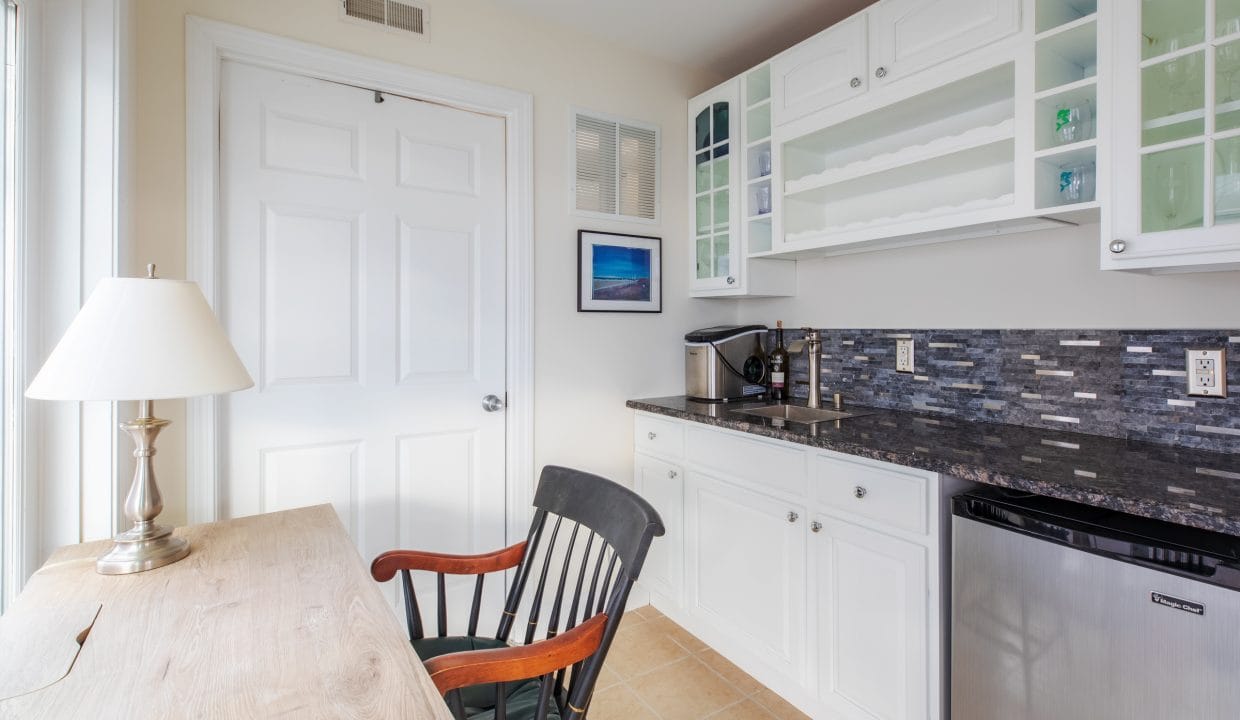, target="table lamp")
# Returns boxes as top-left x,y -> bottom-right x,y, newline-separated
26,265 -> 253,574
